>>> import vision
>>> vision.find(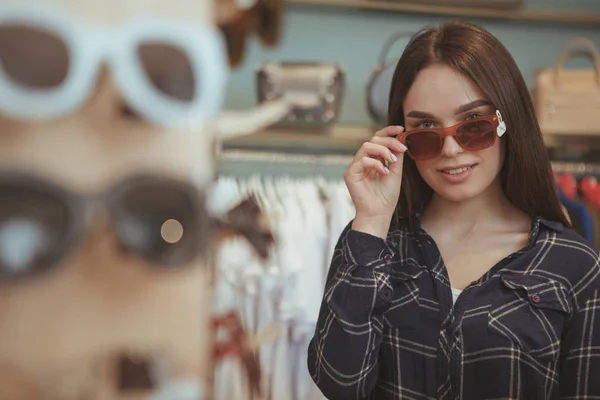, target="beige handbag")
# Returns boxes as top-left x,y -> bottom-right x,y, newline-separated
256,61 -> 345,126
534,37 -> 600,136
